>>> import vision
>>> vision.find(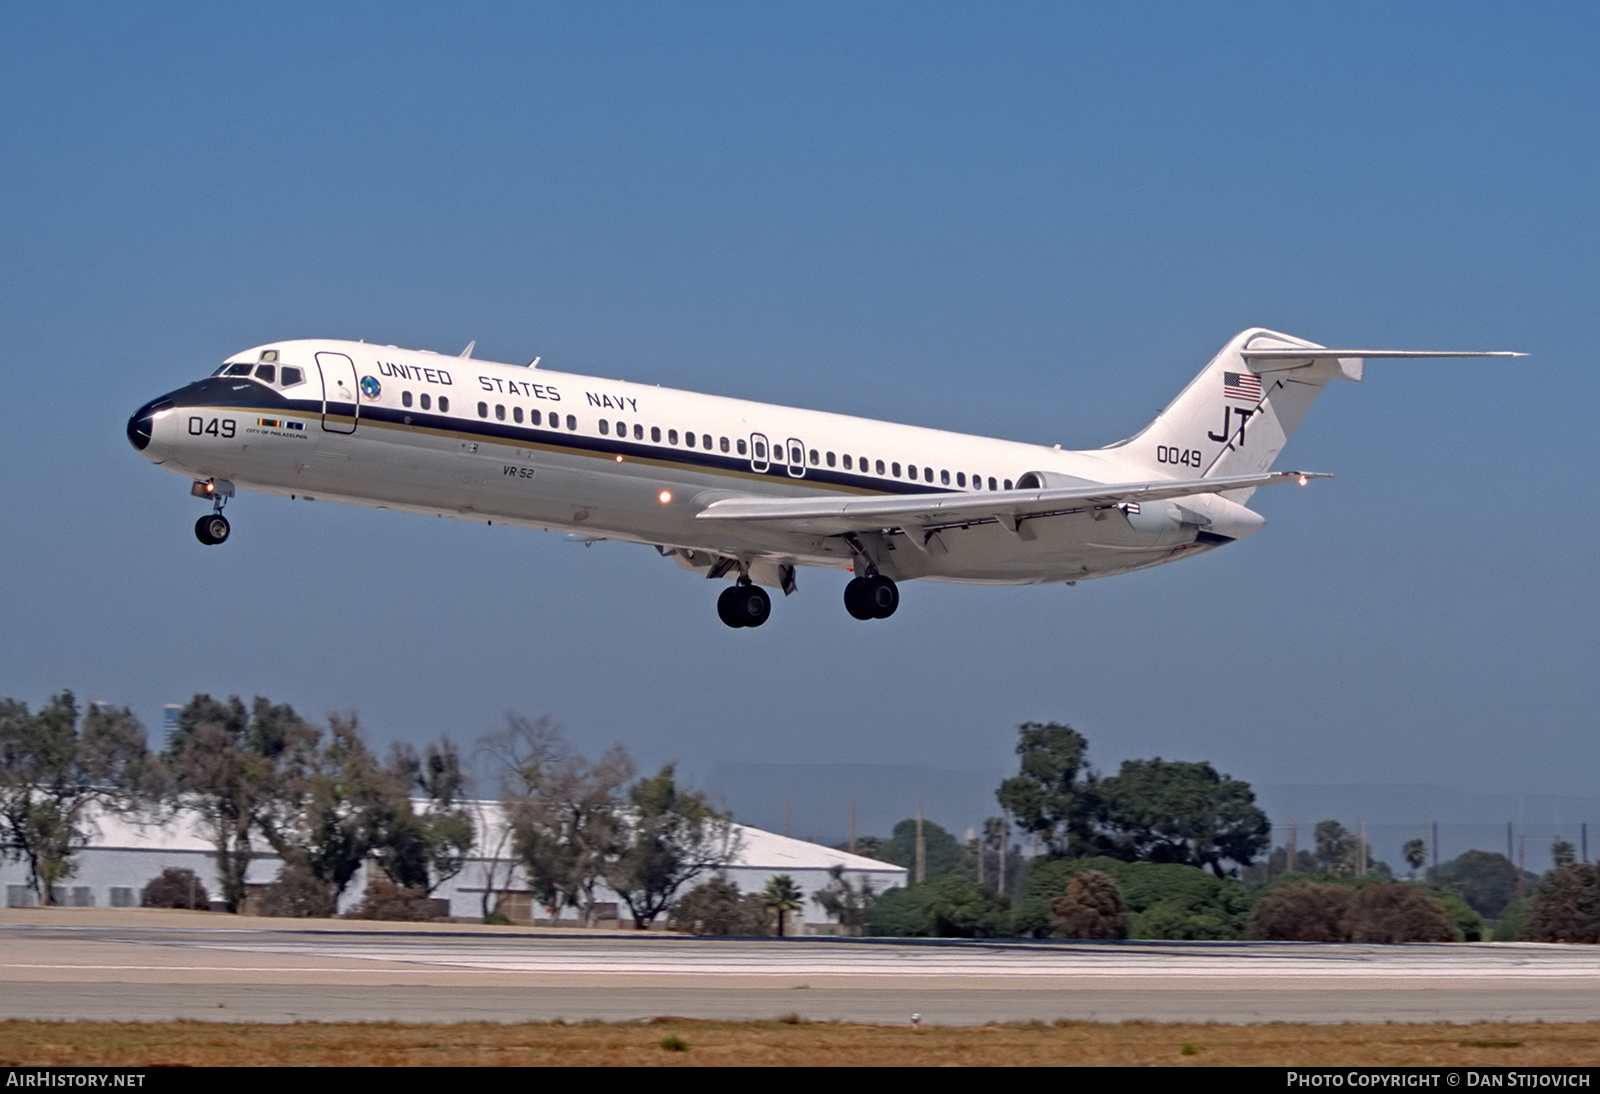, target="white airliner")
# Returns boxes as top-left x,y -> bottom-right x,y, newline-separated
126,328 -> 1518,627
